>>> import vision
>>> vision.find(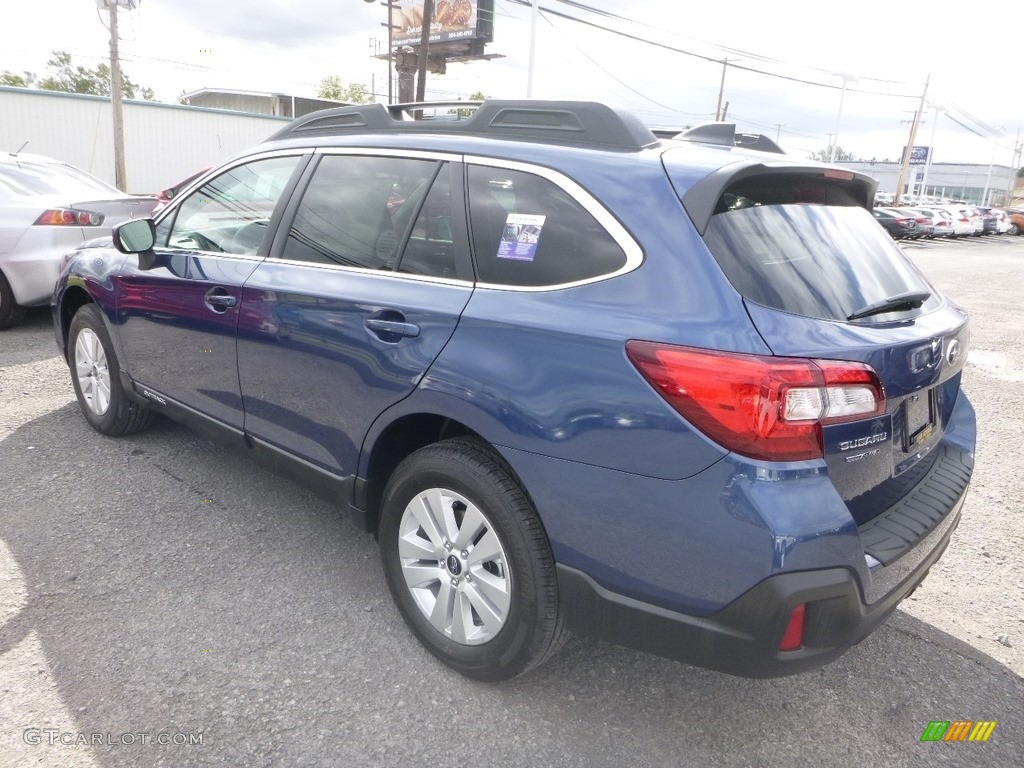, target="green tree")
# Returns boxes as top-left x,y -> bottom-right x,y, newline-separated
36,51 -> 154,100
1,70 -> 36,88
317,75 -> 372,104
809,146 -> 856,162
